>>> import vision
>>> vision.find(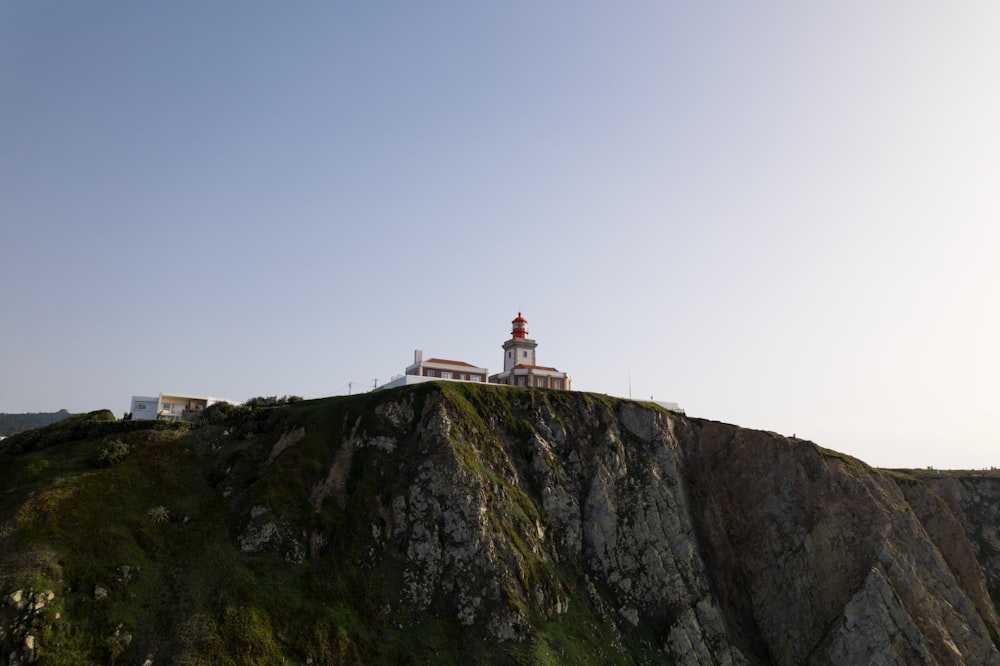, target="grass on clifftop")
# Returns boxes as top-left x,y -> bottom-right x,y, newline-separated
0,385 -> 679,665
0,408 -> 368,664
